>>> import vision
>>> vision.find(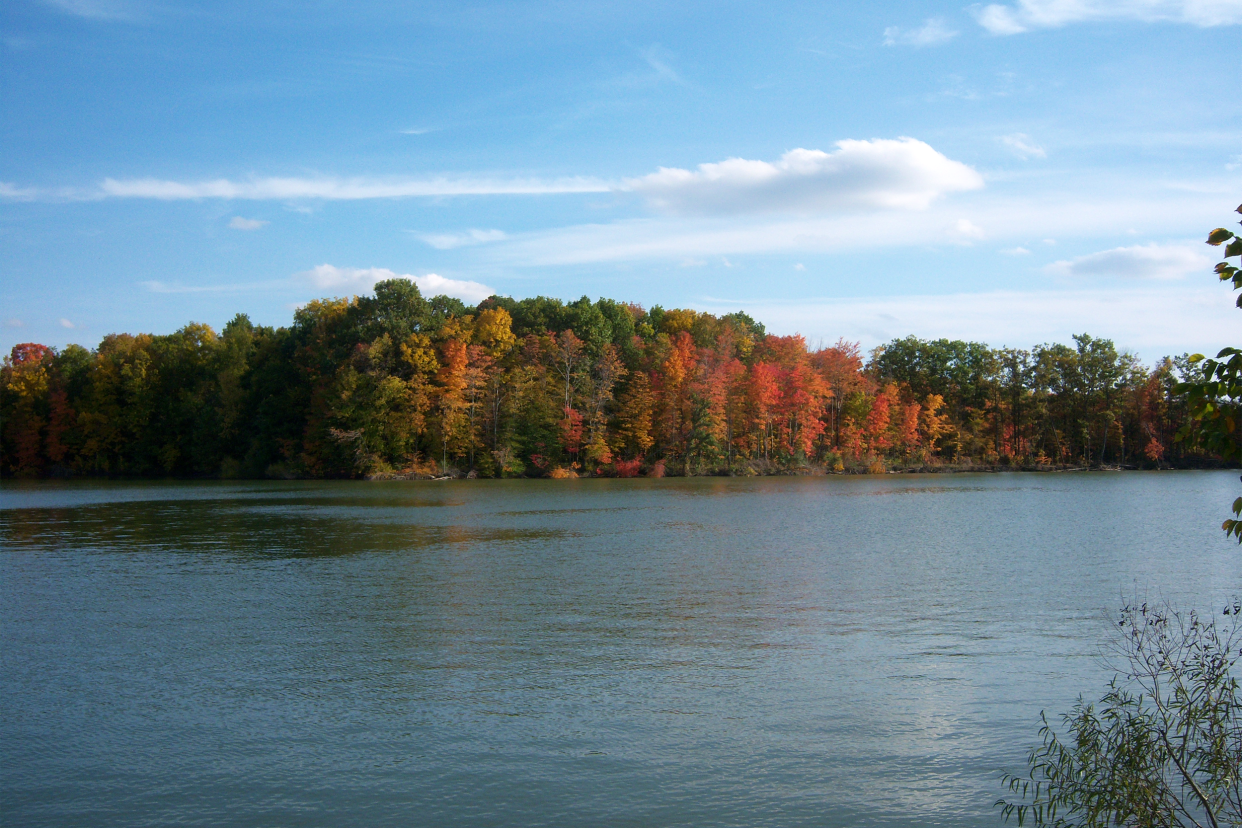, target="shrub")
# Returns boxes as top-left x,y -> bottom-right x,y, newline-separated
998,599 -> 1242,827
